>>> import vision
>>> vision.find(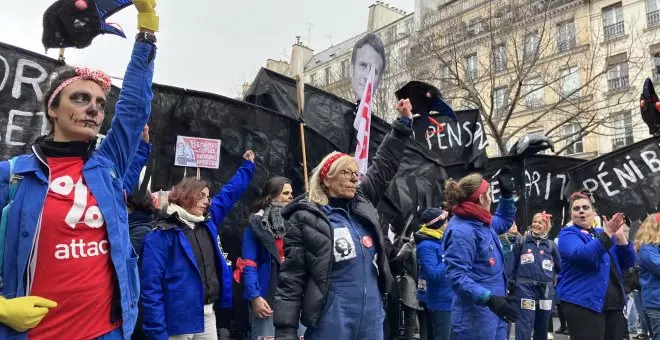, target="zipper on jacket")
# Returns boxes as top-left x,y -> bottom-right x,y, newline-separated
26,147 -> 51,295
